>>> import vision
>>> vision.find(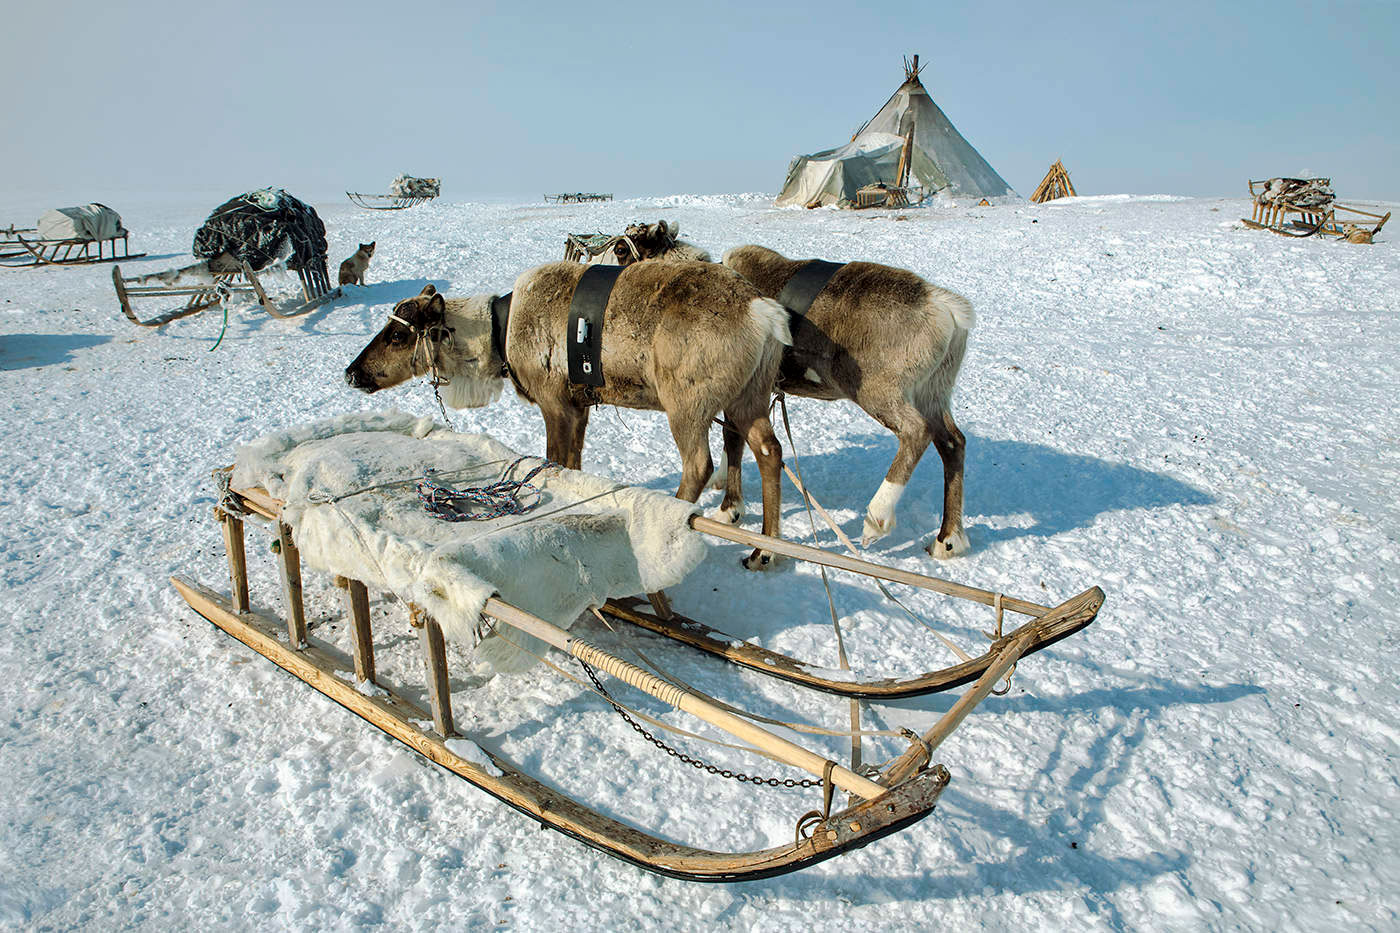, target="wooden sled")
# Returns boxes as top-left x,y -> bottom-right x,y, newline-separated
113,258 -> 342,327
1242,178 -> 1390,240
563,230 -> 640,263
0,225 -> 144,268
545,192 -> 613,204
346,191 -> 437,211
172,473 -> 1101,880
